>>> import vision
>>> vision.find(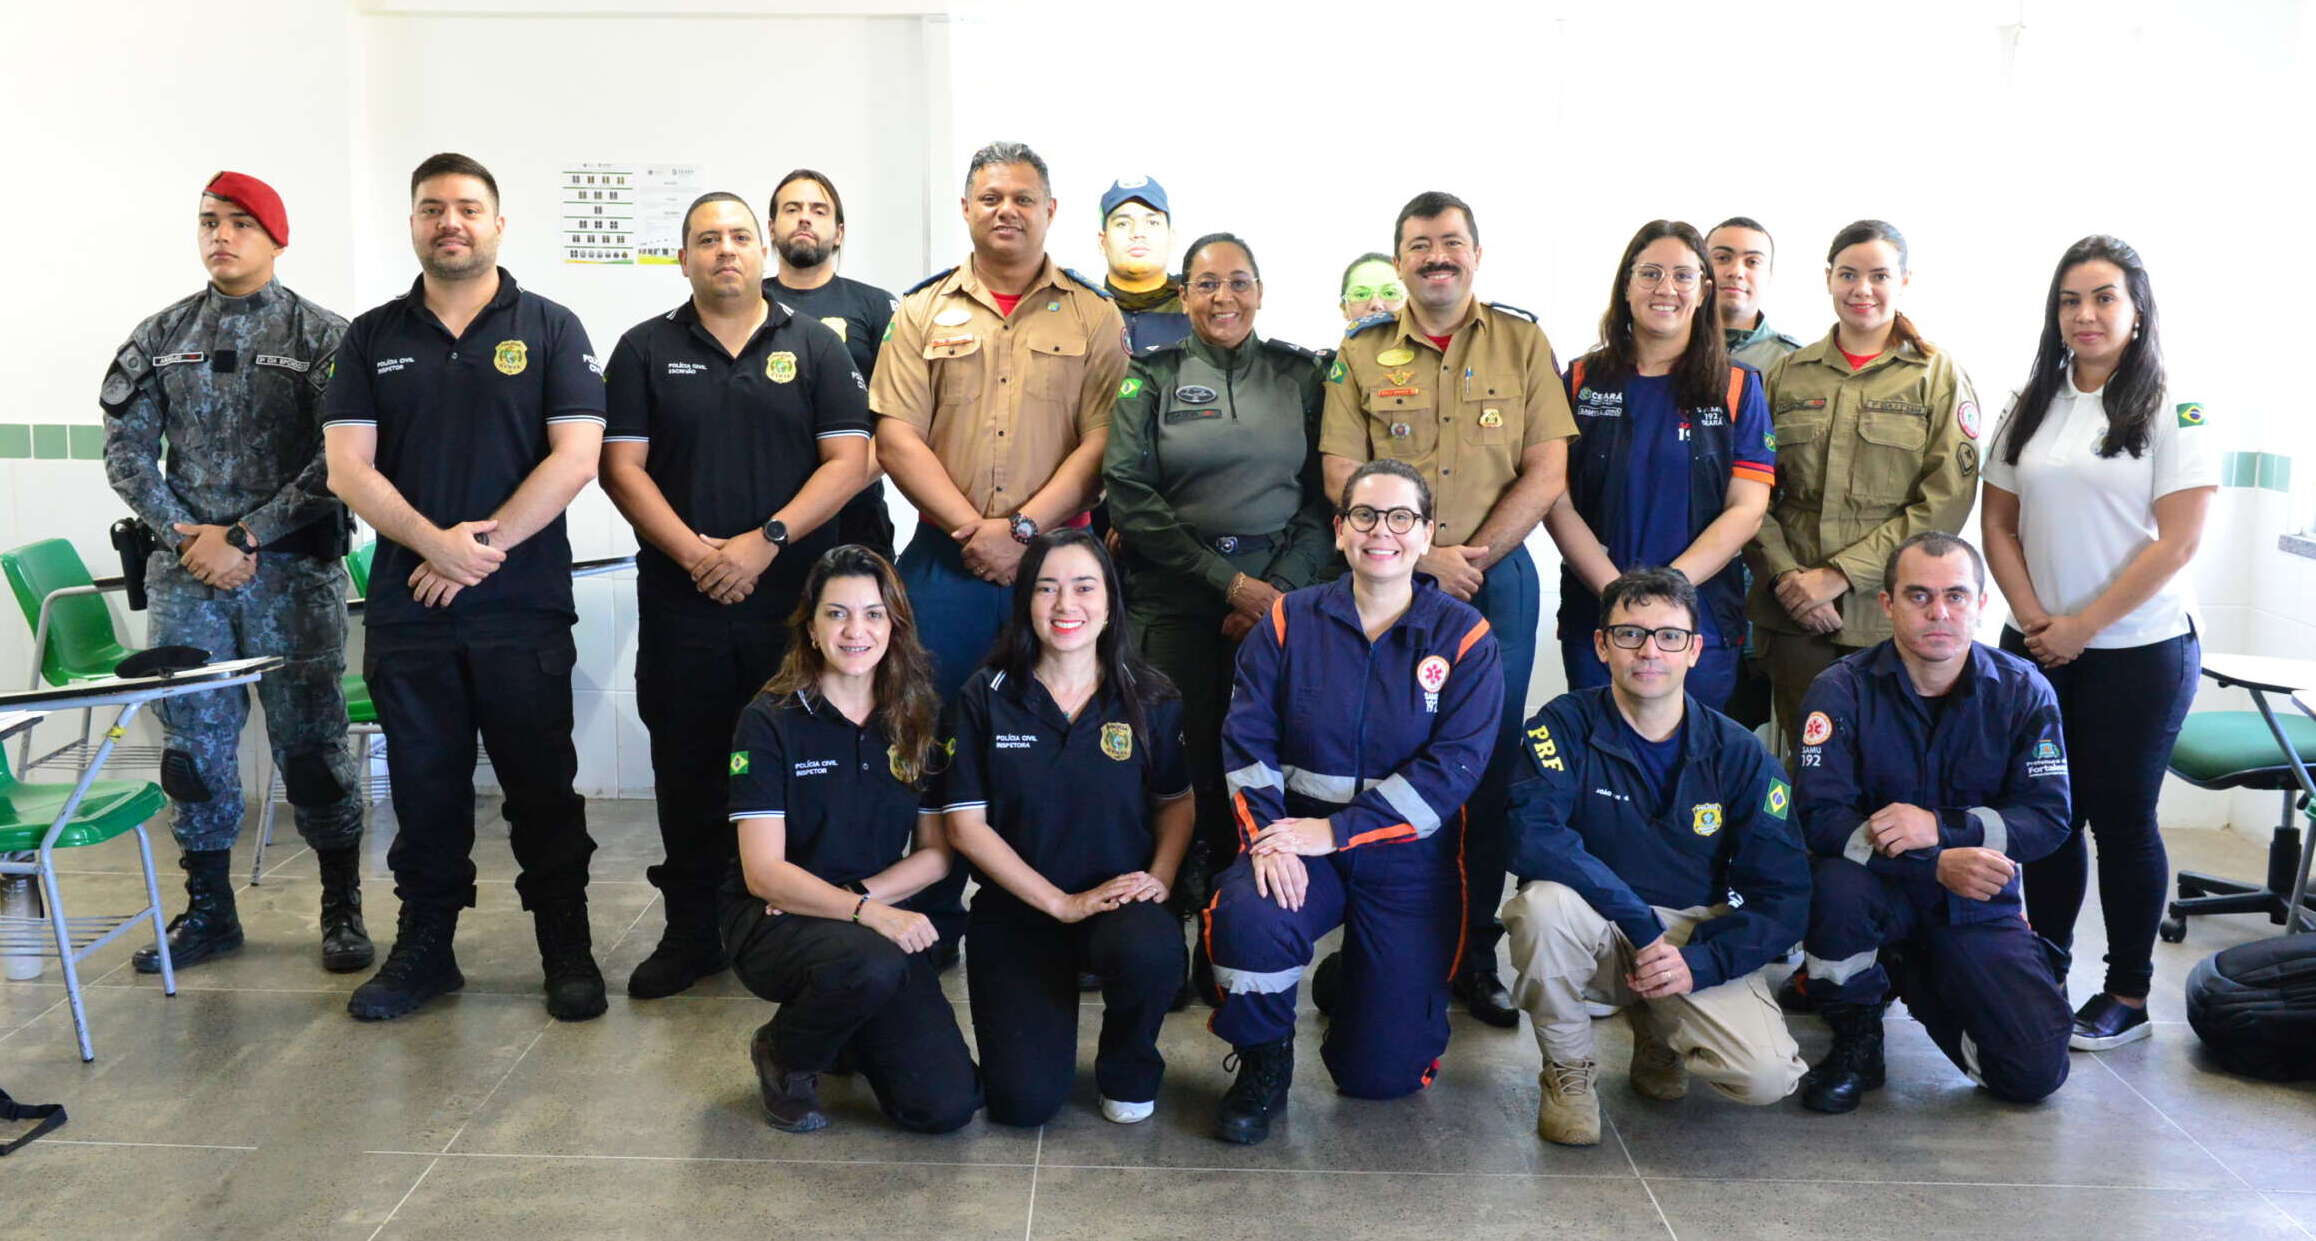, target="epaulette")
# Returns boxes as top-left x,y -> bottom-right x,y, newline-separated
1061,267 -> 1113,298
1487,301 -> 1538,323
1261,337 -> 1317,361
902,266 -> 958,296
1345,312 -> 1396,338
1137,339 -> 1185,358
